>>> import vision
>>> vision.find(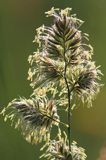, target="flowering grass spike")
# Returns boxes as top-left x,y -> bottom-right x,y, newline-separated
1,7 -> 103,160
